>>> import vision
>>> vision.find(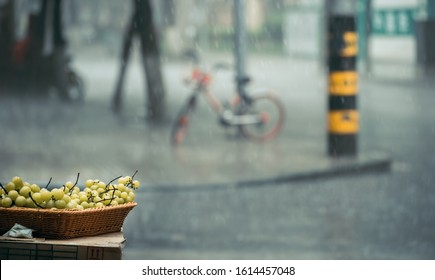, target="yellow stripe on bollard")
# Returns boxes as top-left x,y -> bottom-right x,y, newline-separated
329,71 -> 358,95
341,32 -> 358,57
328,110 -> 359,134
